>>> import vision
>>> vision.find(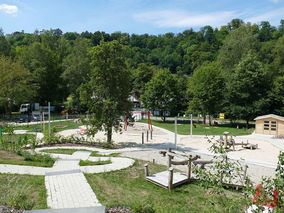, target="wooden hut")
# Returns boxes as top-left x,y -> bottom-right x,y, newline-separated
254,114 -> 284,136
